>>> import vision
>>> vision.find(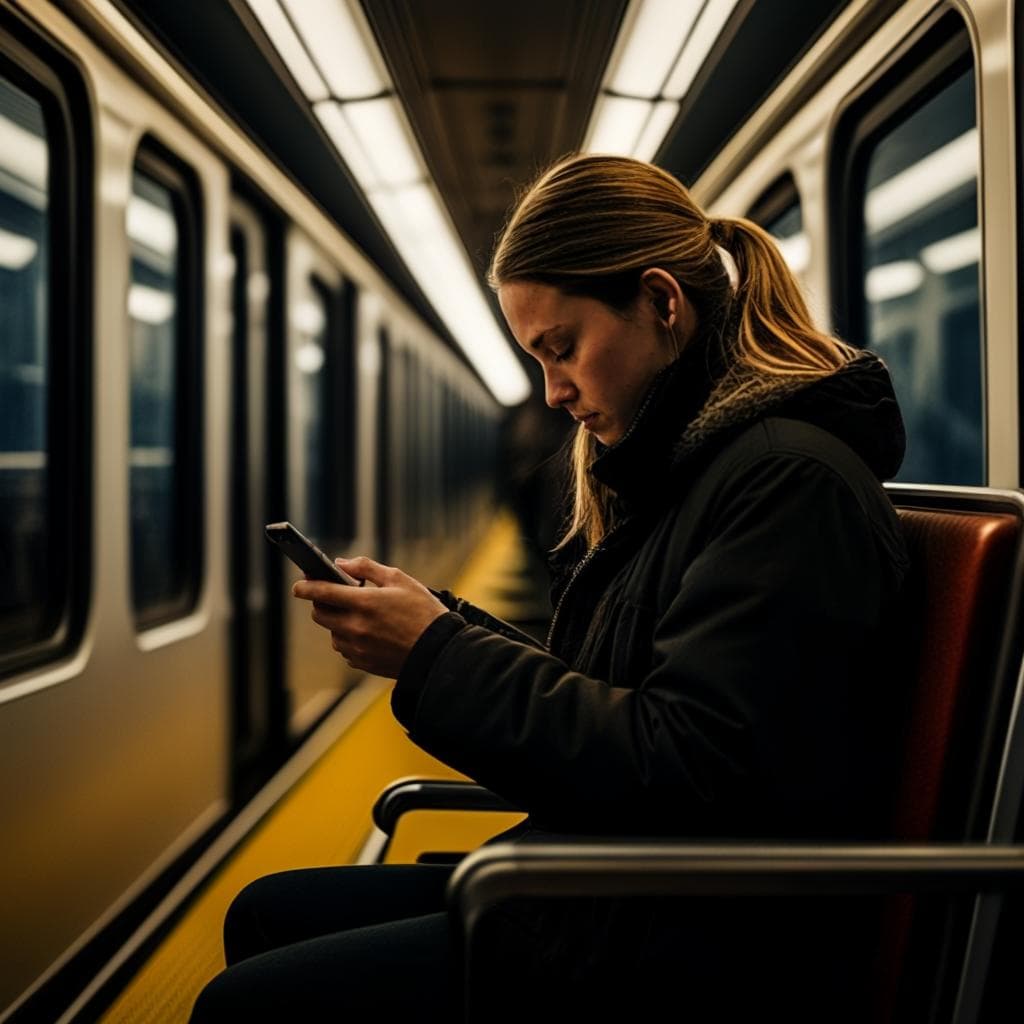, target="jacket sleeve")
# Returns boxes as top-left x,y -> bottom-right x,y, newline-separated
395,452 -> 906,835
